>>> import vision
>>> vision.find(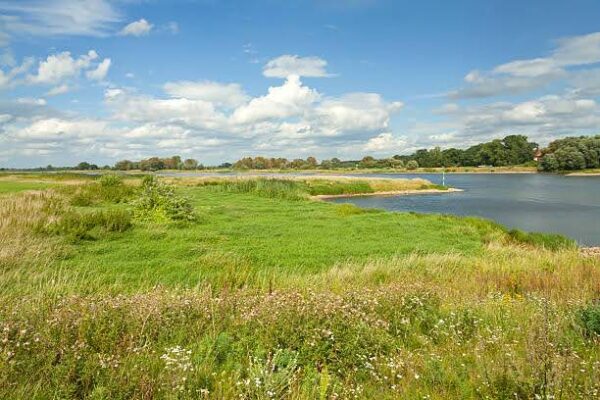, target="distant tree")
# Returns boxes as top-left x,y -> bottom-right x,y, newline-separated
554,147 -> 586,170
359,156 -> 377,168
406,160 -> 419,170
114,160 -> 134,170
76,162 -> 91,170
389,158 -> 404,169
306,156 -> 318,168
183,159 -> 199,170
539,154 -> 559,171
